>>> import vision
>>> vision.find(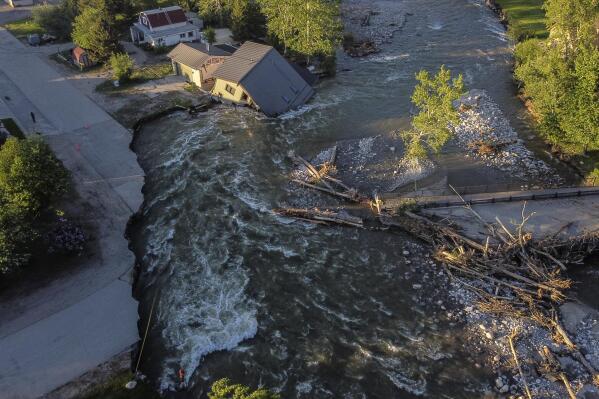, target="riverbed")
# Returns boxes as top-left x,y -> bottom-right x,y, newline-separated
130,0 -> 578,397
